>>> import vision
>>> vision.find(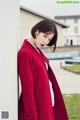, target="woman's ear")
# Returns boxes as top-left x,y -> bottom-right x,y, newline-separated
35,29 -> 39,38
